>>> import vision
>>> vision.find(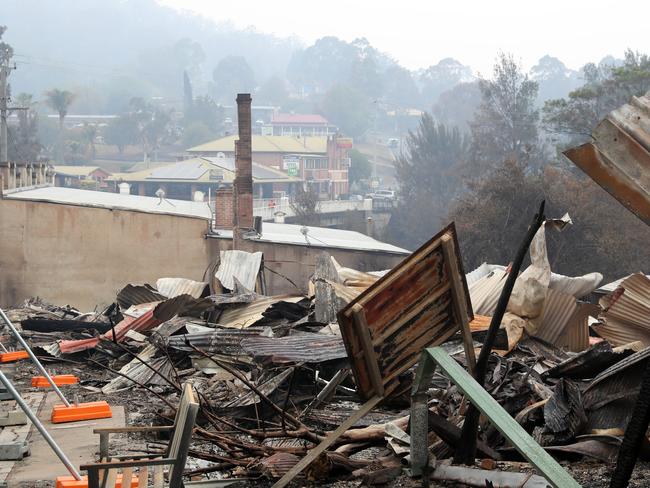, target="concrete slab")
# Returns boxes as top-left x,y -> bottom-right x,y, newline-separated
1,391 -> 125,484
